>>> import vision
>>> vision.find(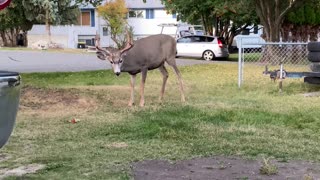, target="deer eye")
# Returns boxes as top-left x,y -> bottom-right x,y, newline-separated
110,61 -> 114,64
119,59 -> 123,63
